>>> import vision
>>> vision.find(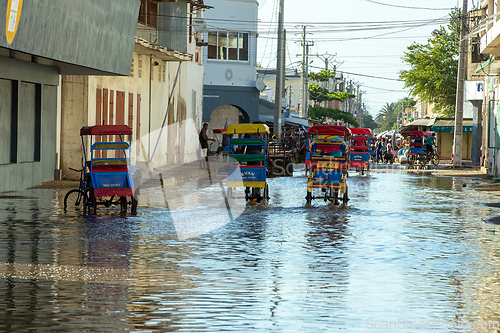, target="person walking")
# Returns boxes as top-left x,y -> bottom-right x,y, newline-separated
199,122 -> 215,169
376,139 -> 383,163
